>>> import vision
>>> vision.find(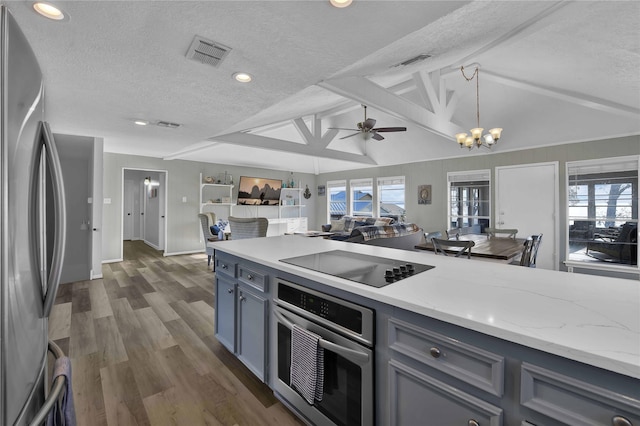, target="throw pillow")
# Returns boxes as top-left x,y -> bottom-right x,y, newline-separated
330,219 -> 345,232
374,220 -> 389,226
211,225 -> 220,235
354,221 -> 367,229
